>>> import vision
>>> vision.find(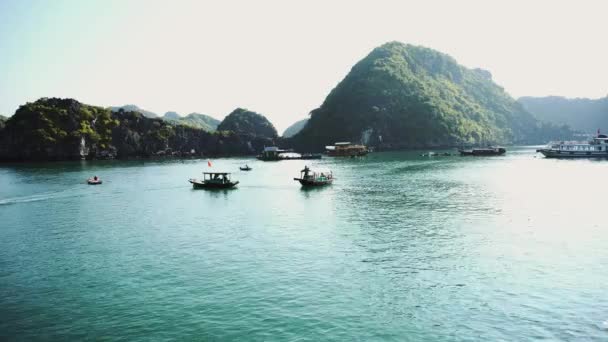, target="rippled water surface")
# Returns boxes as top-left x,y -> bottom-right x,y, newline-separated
2,147 -> 608,341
